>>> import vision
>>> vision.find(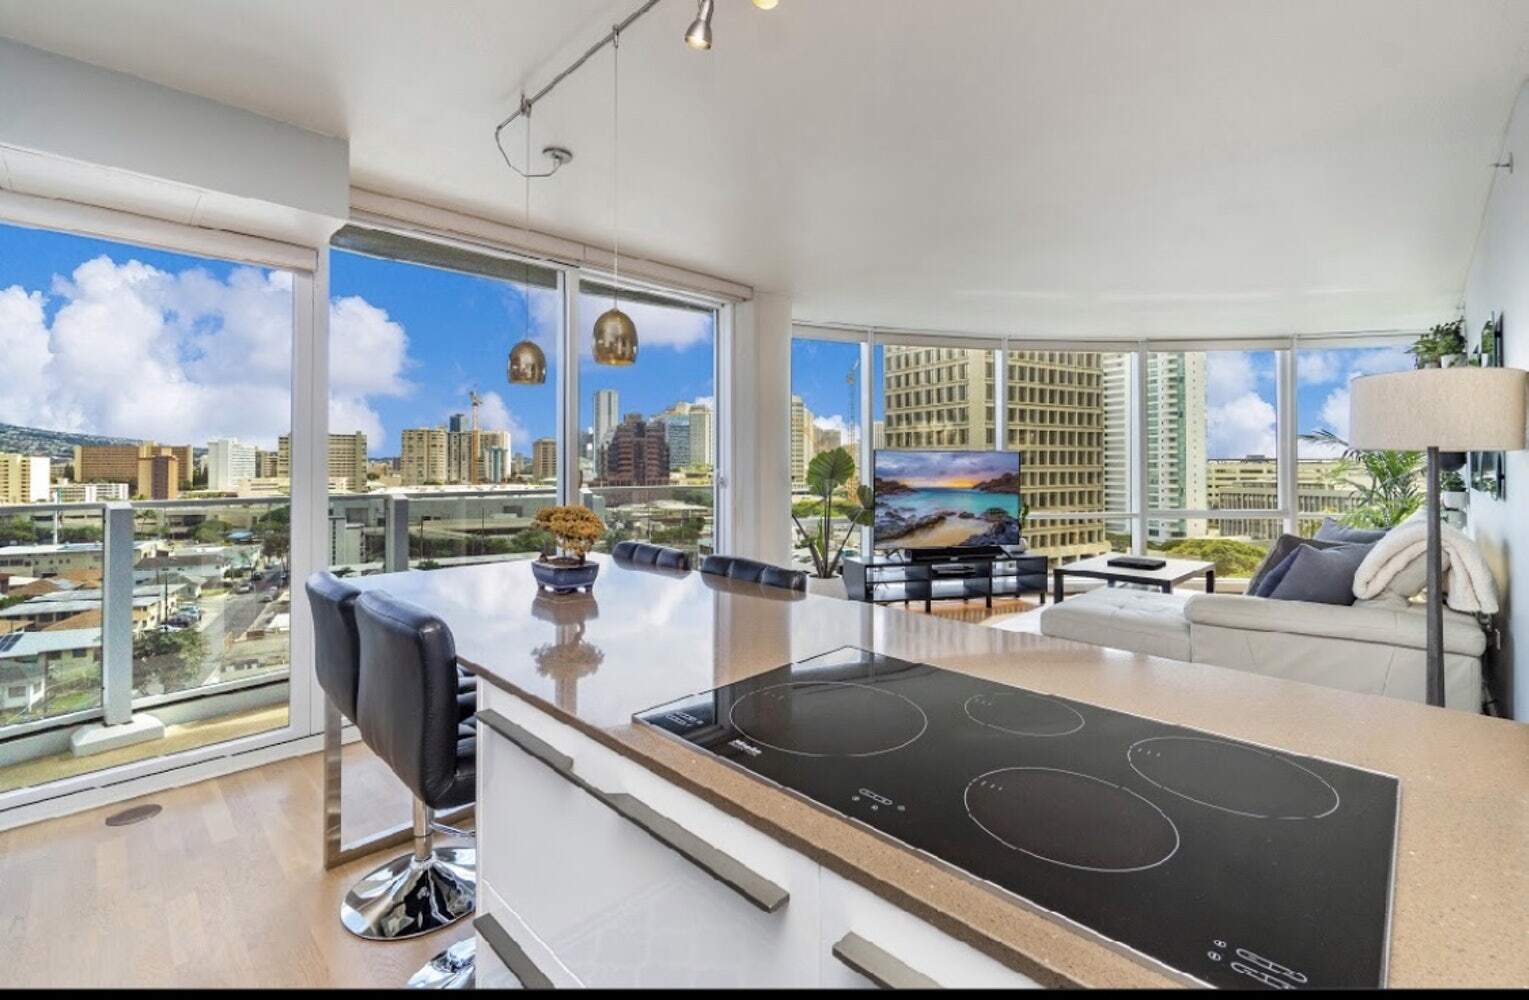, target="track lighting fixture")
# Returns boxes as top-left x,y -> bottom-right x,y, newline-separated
685,0 -> 714,50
